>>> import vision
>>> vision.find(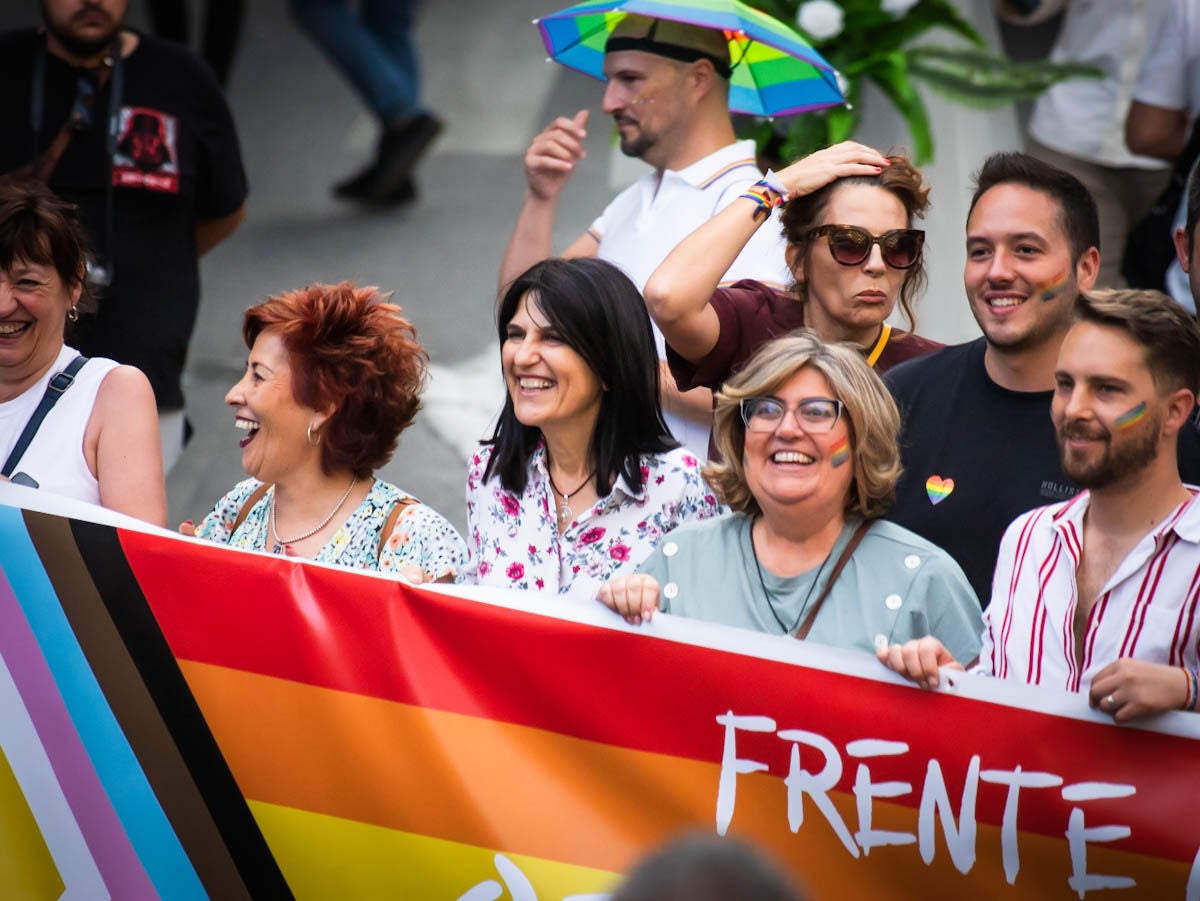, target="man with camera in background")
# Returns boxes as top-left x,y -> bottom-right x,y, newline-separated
0,0 -> 247,468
